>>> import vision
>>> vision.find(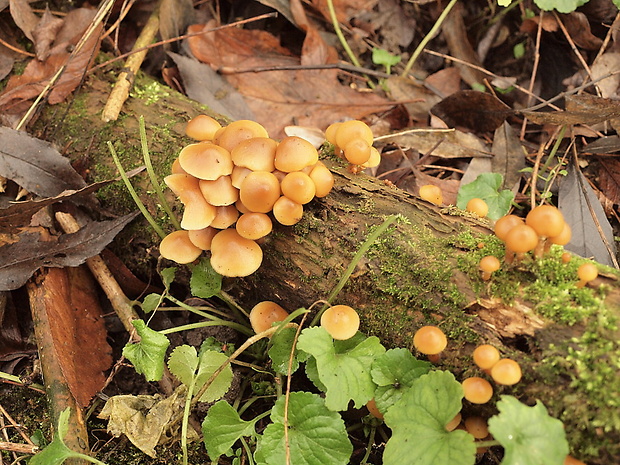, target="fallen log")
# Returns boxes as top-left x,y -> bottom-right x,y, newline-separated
33,69 -> 620,464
